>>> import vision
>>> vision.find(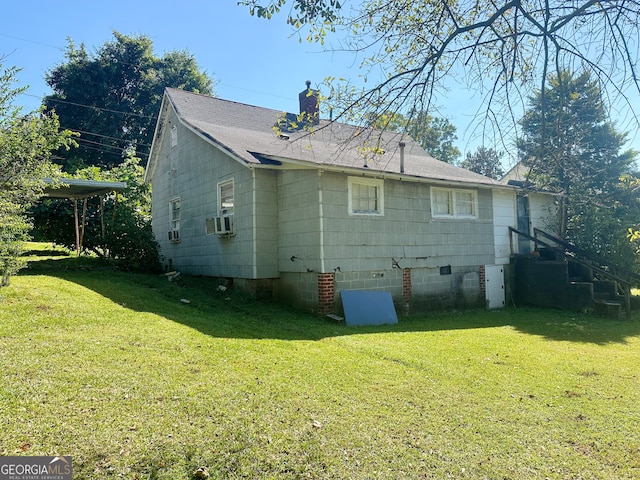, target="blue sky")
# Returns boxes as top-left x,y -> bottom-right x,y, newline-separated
2,1 -> 638,164
2,1 -> 340,113
0,0 -> 491,158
